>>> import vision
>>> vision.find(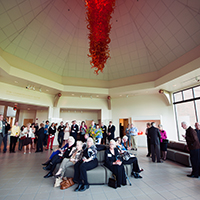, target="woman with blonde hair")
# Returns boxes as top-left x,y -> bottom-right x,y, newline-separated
73,137 -> 98,192
22,123 -> 32,154
54,140 -> 83,187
